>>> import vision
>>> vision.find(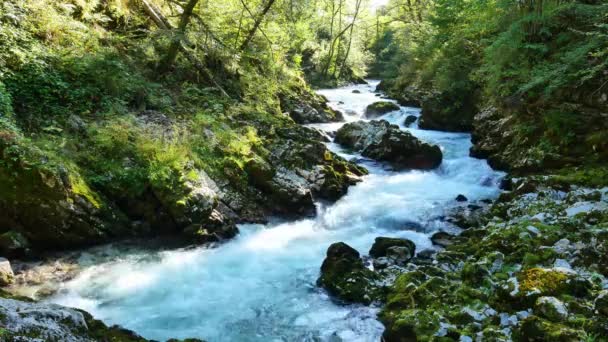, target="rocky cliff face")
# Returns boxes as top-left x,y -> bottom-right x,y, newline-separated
0,94 -> 365,258
0,129 -> 129,256
377,80 -> 477,132
470,104 -> 608,174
